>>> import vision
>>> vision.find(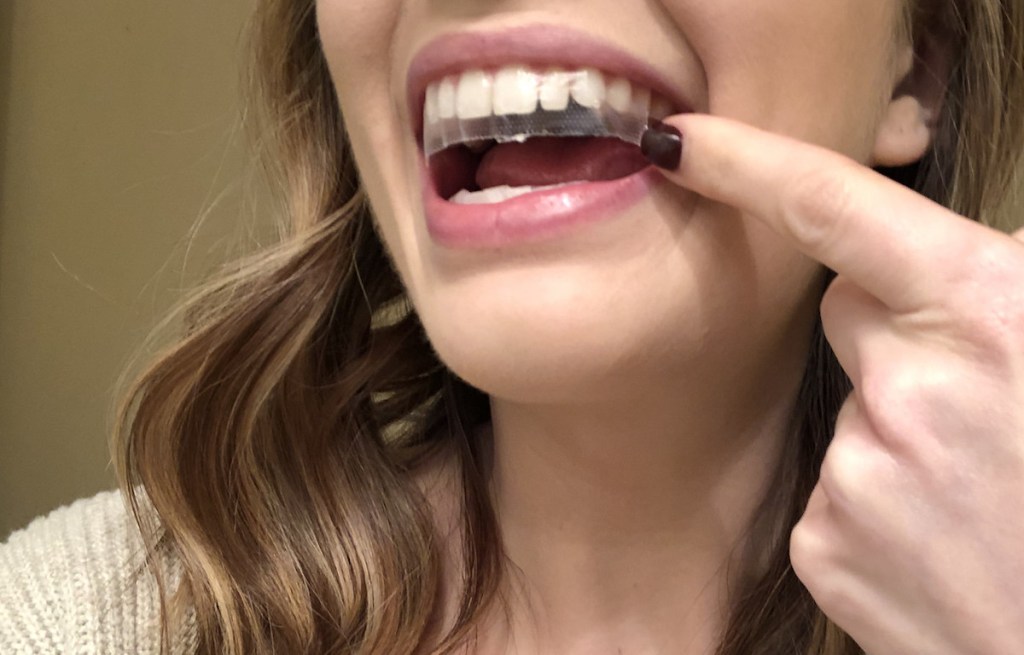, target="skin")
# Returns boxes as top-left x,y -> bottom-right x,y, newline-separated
318,1 -> 1024,653
653,115 -> 1024,655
